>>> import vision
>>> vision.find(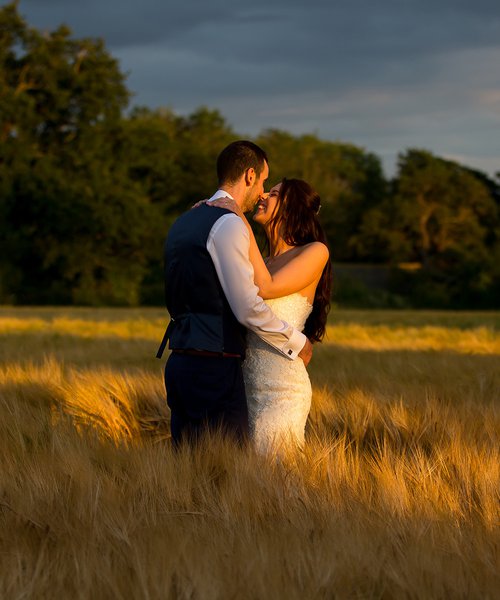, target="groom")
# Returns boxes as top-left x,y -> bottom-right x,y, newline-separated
157,140 -> 312,445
